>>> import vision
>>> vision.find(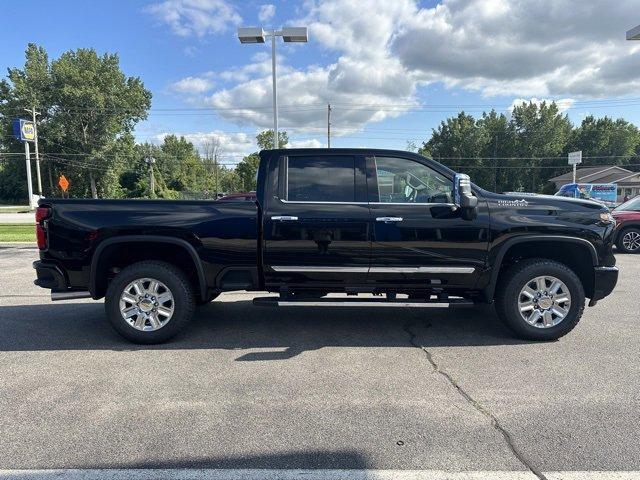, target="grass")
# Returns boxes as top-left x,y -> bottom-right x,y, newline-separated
0,224 -> 36,243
